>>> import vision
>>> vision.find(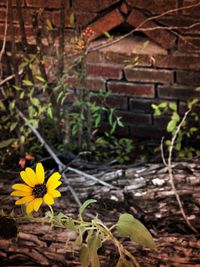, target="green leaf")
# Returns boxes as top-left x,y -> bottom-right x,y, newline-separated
46,19 -> 53,30
35,75 -> 46,83
23,79 -> 33,87
31,97 -> 40,107
10,122 -> 18,132
0,138 -> 15,149
169,102 -> 177,111
172,112 -> 180,122
87,234 -> 102,267
69,13 -> 75,27
79,199 -> 97,220
159,102 -> 167,108
167,120 -> 177,132
80,244 -> 90,267
116,213 -> 156,249
103,31 -> 111,38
